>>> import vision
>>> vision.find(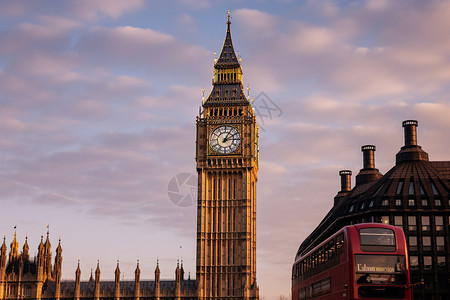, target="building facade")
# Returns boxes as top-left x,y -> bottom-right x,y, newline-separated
296,120 -> 450,299
0,232 -> 62,299
195,11 -> 259,300
0,231 -> 196,299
